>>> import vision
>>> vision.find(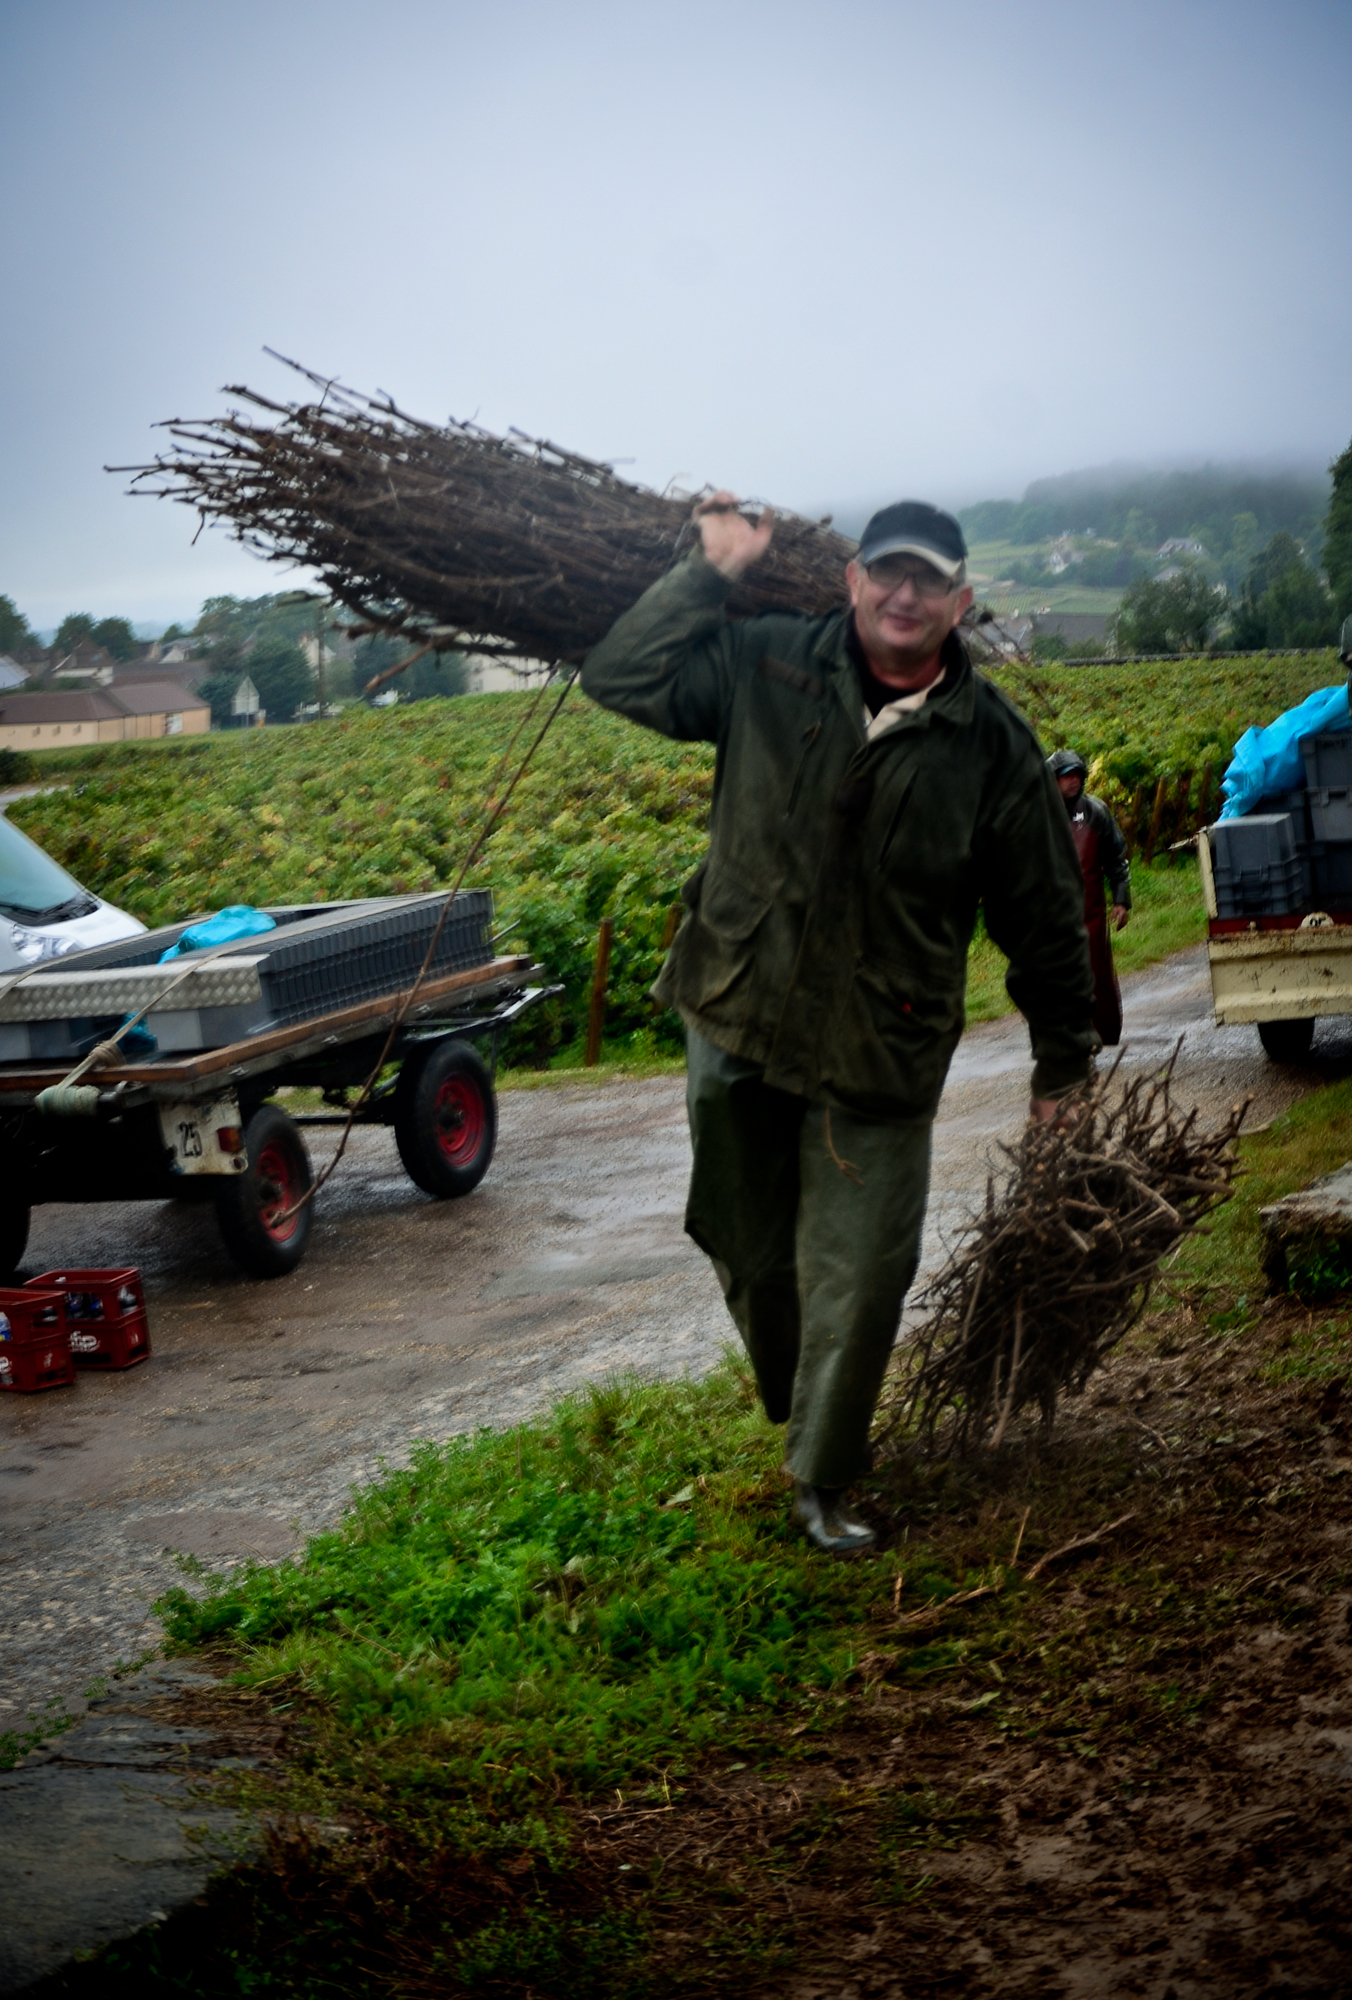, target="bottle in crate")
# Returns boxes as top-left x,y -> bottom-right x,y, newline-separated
0,1287 -> 75,1392
25,1268 -> 150,1369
